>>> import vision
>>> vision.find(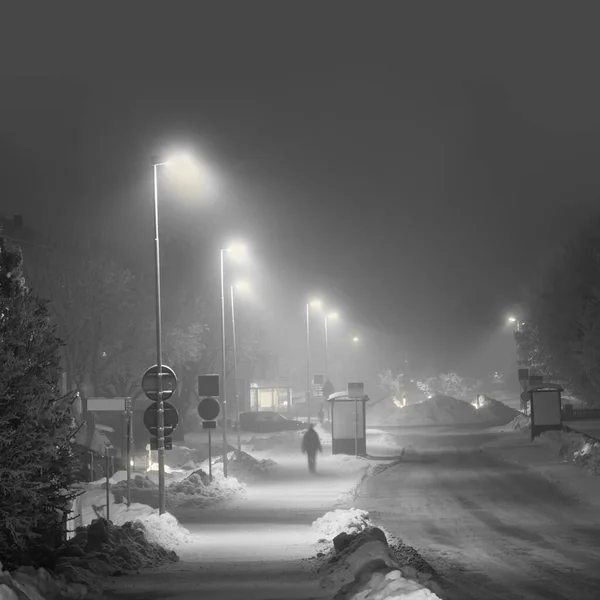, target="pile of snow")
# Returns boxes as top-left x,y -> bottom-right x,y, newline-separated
211,450 -> 277,483
312,508 -> 371,541
51,518 -> 178,588
506,413 -> 531,431
476,396 -> 520,425
544,429 -> 600,476
115,512 -> 195,551
0,563 -> 88,600
245,430 -> 303,452
164,444 -> 205,469
380,395 -> 485,427
318,525 -> 443,599
167,469 -> 245,508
